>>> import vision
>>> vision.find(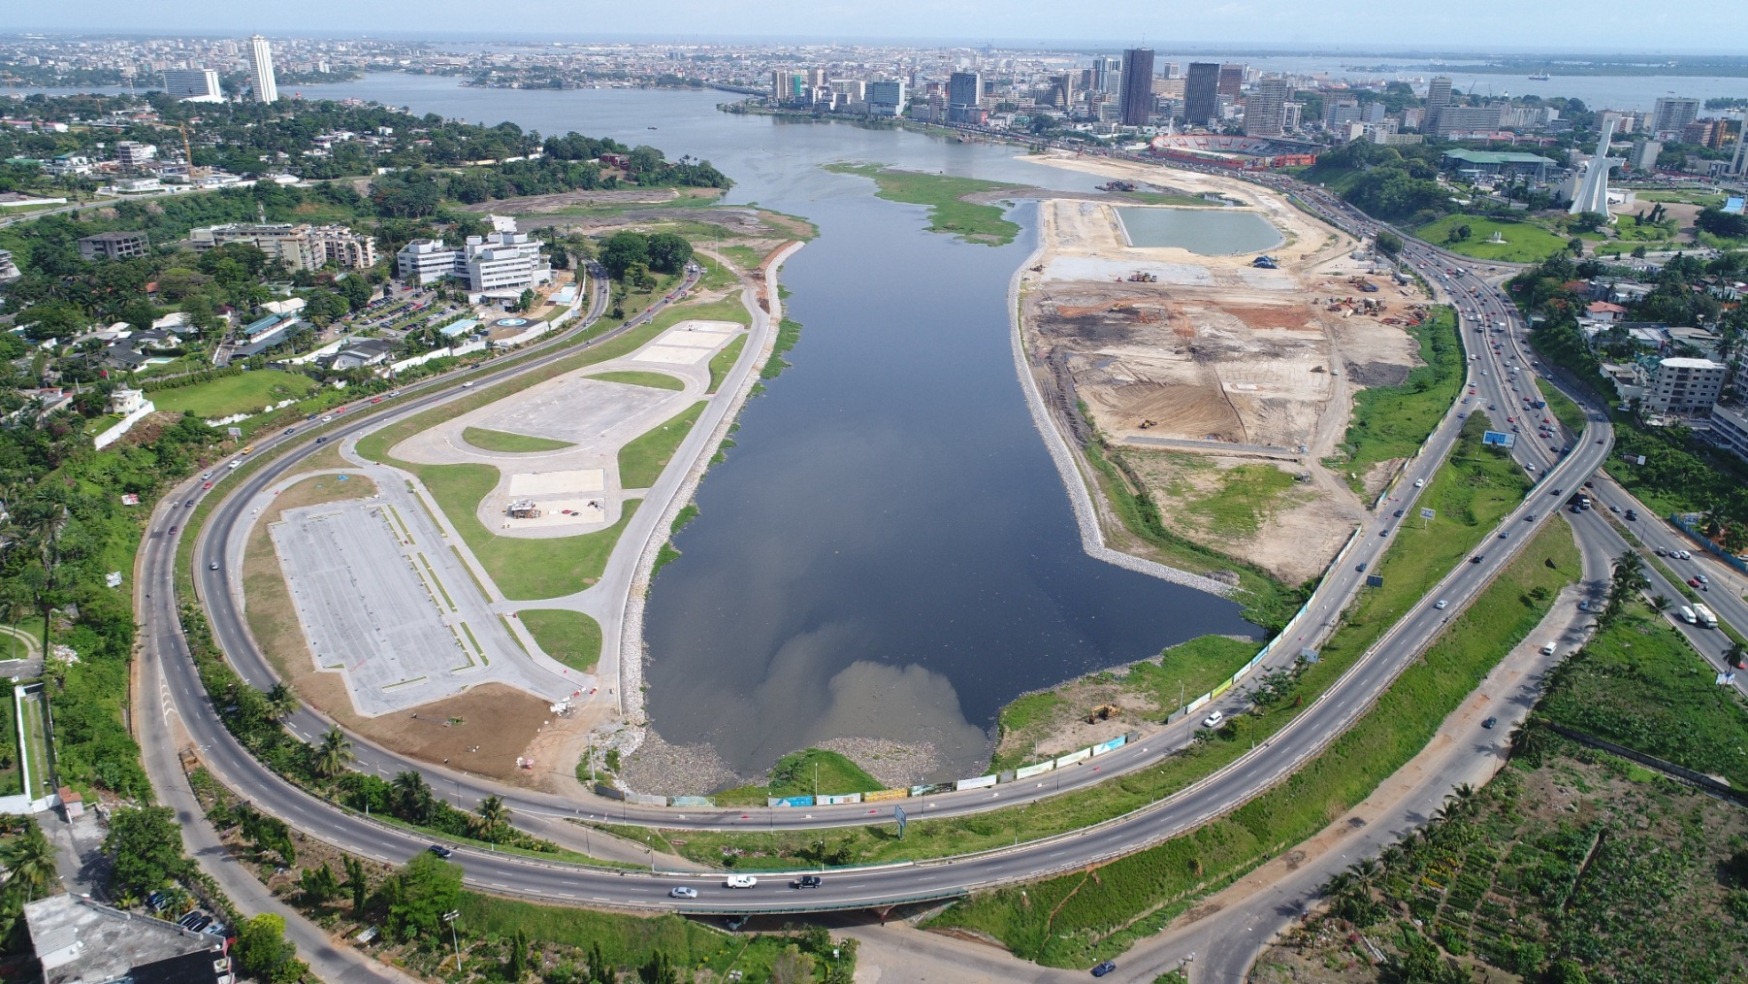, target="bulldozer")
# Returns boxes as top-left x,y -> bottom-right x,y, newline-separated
1085,703 -> 1121,724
